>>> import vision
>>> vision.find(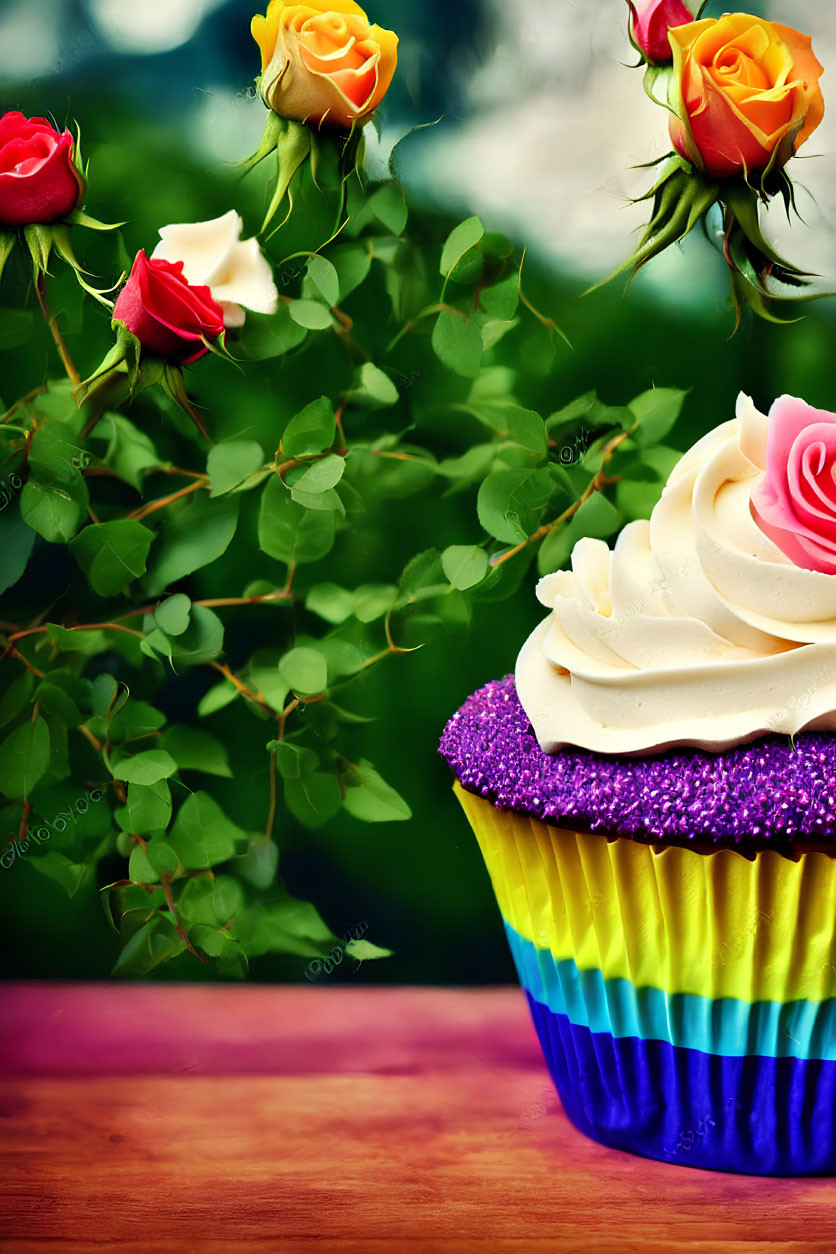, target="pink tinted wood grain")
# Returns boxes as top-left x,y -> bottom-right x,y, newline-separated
1,985 -> 835,1253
